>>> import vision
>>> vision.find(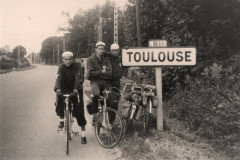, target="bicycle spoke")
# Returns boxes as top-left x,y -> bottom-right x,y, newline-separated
107,129 -> 113,143
111,127 -> 121,137
110,130 -> 118,142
